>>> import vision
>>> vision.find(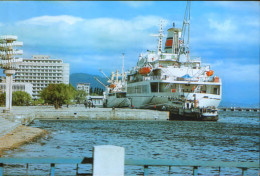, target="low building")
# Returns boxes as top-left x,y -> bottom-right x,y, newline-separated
87,95 -> 104,108
77,83 -> 90,95
0,82 -> 33,97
